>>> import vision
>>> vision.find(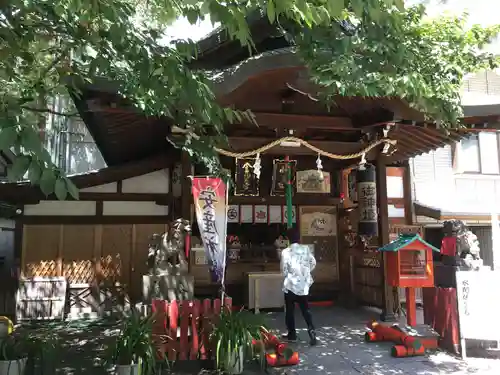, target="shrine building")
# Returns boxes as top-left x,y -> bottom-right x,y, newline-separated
0,14 -> 498,320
